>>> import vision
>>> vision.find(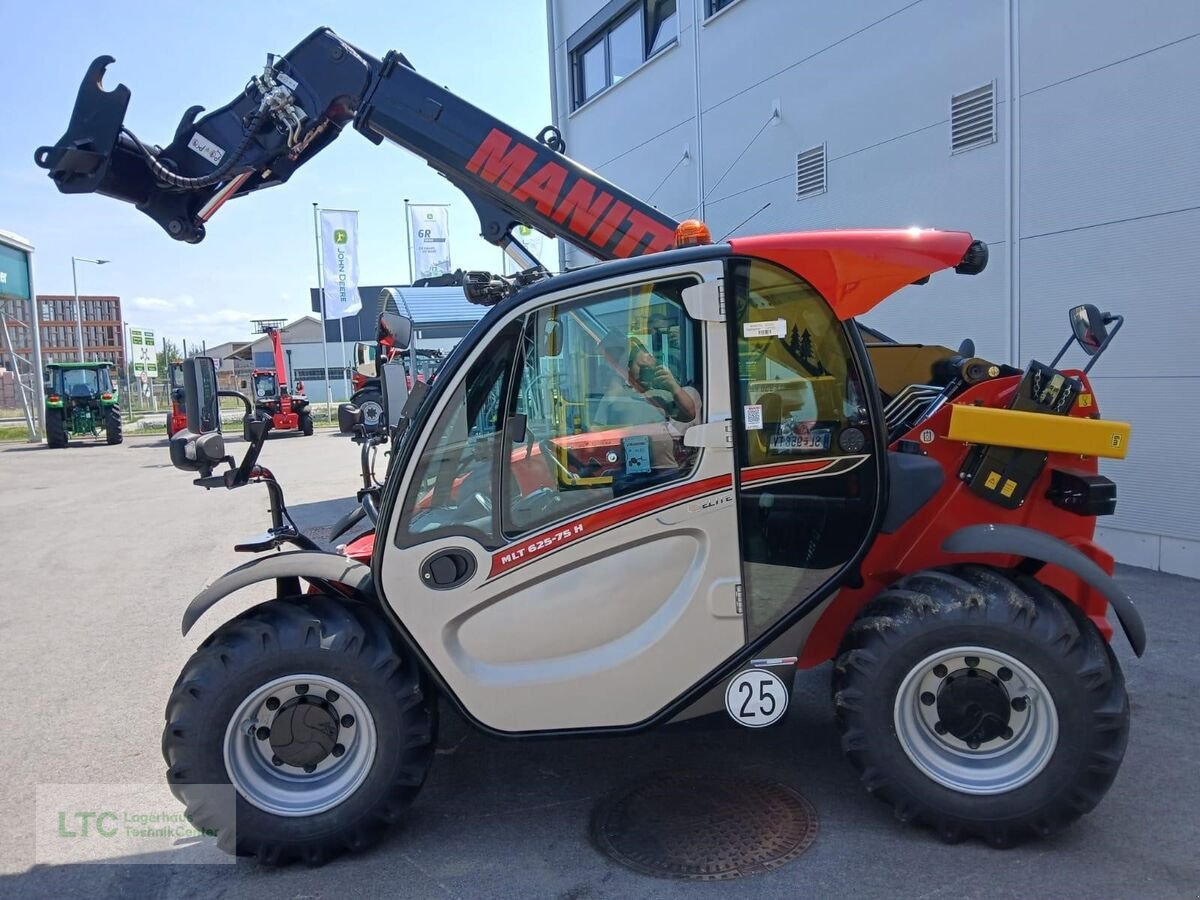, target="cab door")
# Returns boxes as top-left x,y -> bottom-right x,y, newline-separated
377,258 -> 744,733
726,257 -> 883,640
